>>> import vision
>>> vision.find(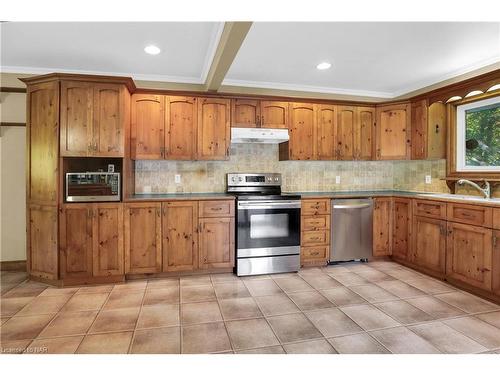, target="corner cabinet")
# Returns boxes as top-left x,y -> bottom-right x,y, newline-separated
375,103 -> 411,160
411,99 -> 446,160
